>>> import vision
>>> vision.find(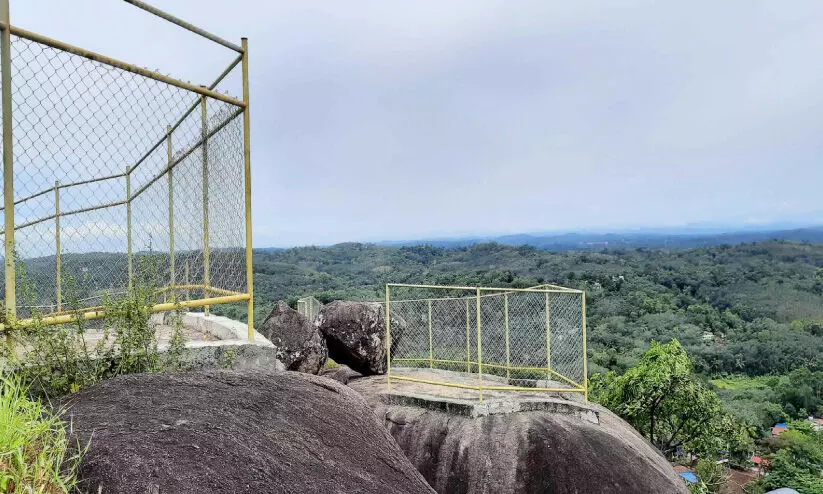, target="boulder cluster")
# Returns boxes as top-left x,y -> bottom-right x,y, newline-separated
258,299 -> 404,377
